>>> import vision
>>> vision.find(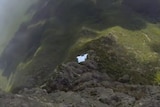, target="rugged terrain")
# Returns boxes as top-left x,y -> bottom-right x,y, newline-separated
1,36 -> 160,107
0,0 -> 160,106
